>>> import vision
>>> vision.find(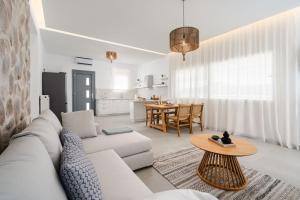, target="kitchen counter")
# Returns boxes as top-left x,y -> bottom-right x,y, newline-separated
96,99 -> 131,116
131,99 -> 162,103
97,98 -> 133,100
